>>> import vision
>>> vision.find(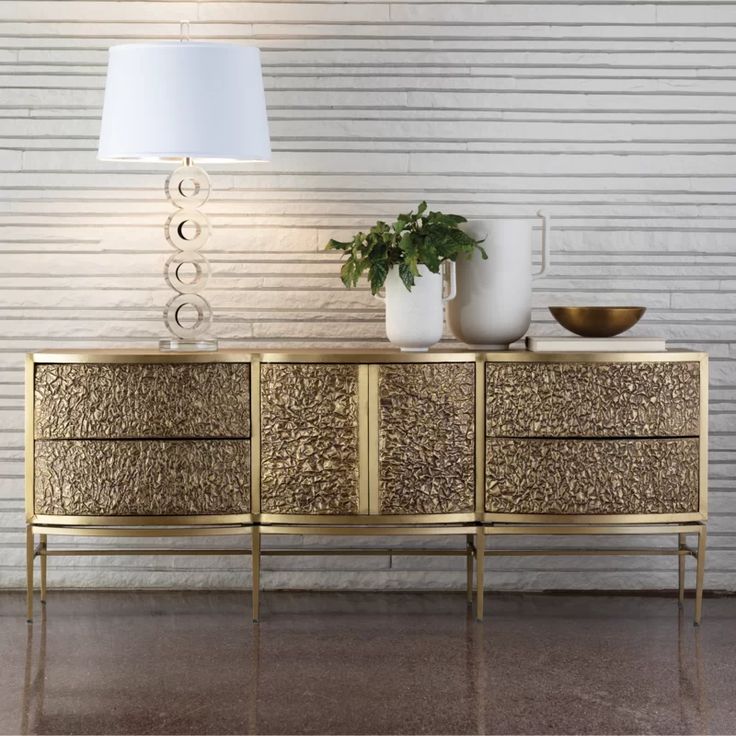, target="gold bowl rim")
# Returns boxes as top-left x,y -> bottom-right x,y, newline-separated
548,306 -> 646,312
